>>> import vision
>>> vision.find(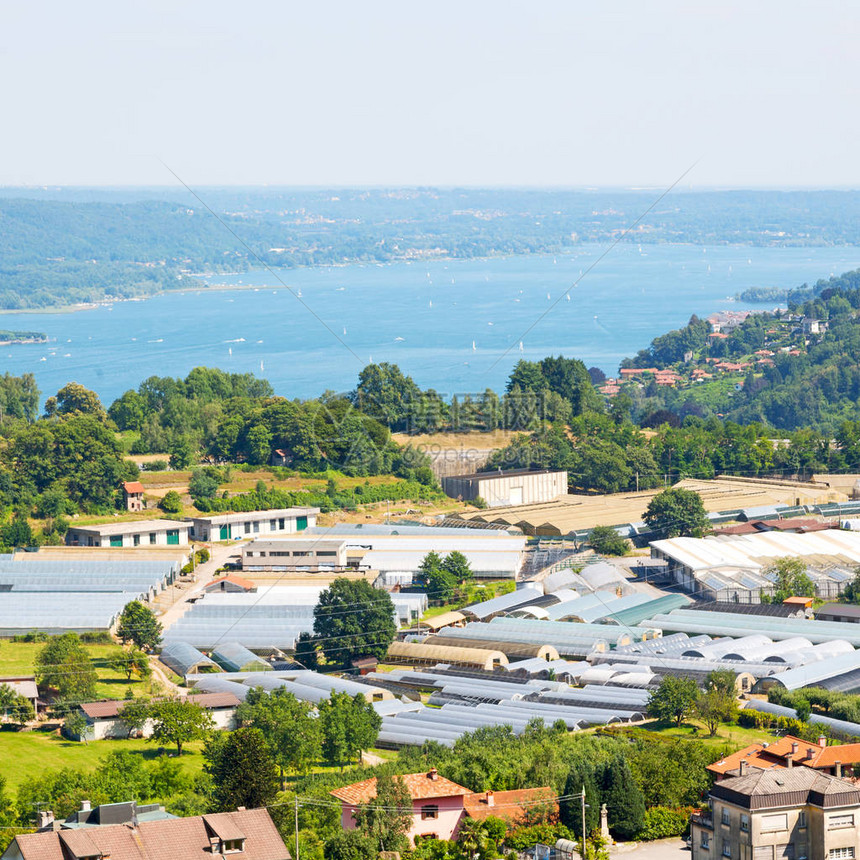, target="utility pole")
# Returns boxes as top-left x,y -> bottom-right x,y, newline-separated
295,795 -> 299,860
580,786 -> 587,860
